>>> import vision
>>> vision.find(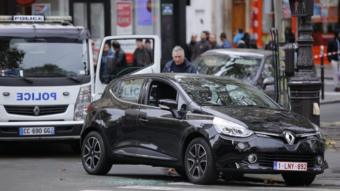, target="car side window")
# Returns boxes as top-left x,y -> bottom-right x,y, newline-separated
116,78 -> 144,103
262,57 -> 274,79
147,80 -> 177,107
